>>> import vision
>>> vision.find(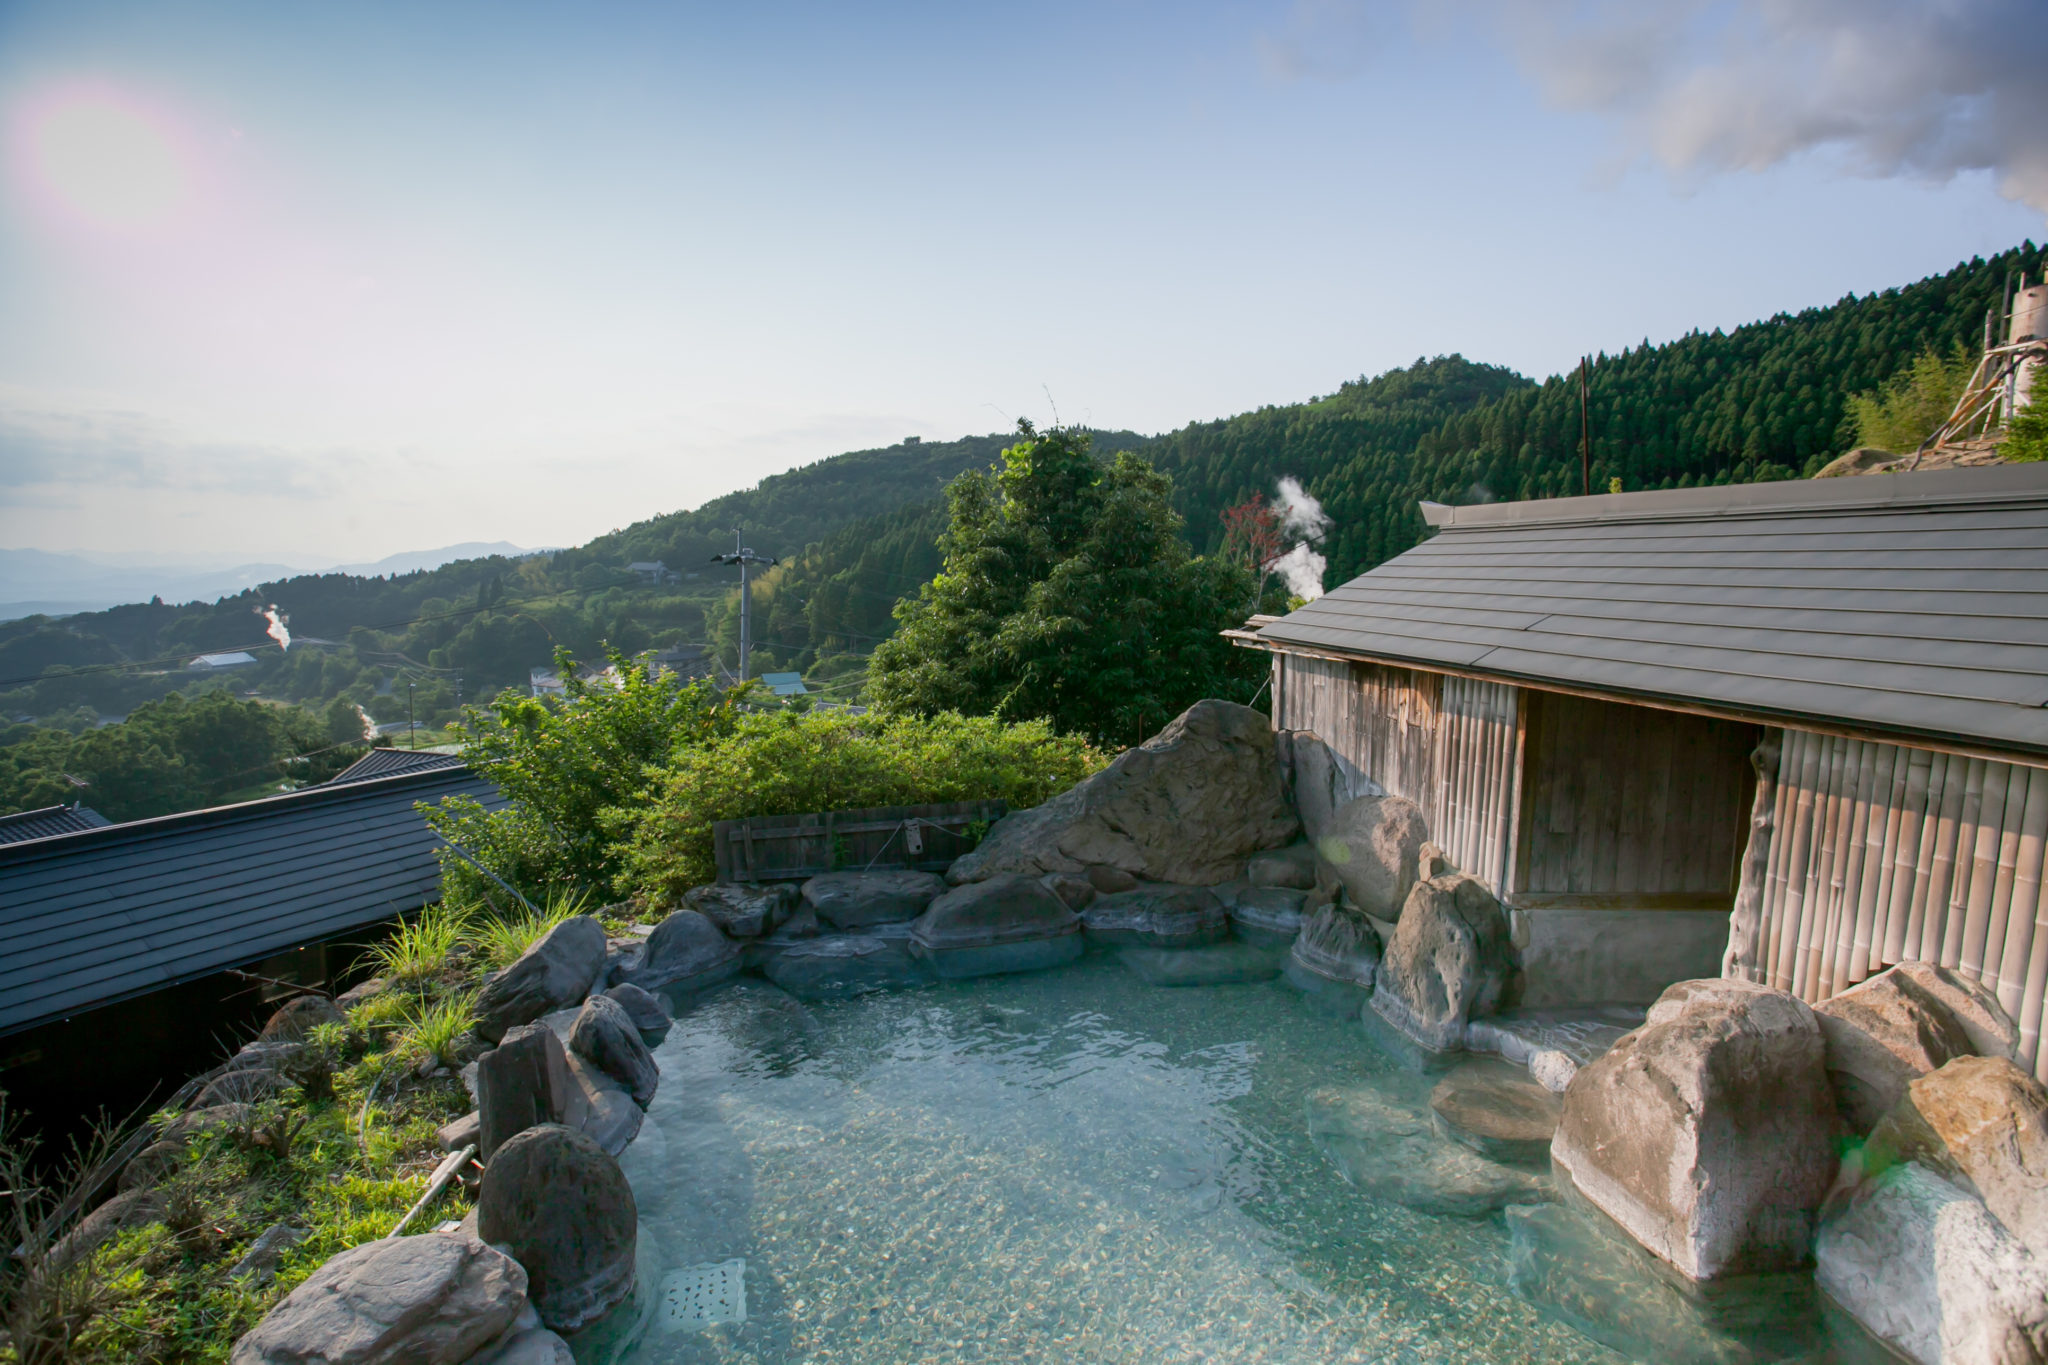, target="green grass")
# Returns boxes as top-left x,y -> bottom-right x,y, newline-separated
464,888 -> 590,970
363,905 -> 470,989
399,991 -> 478,1070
